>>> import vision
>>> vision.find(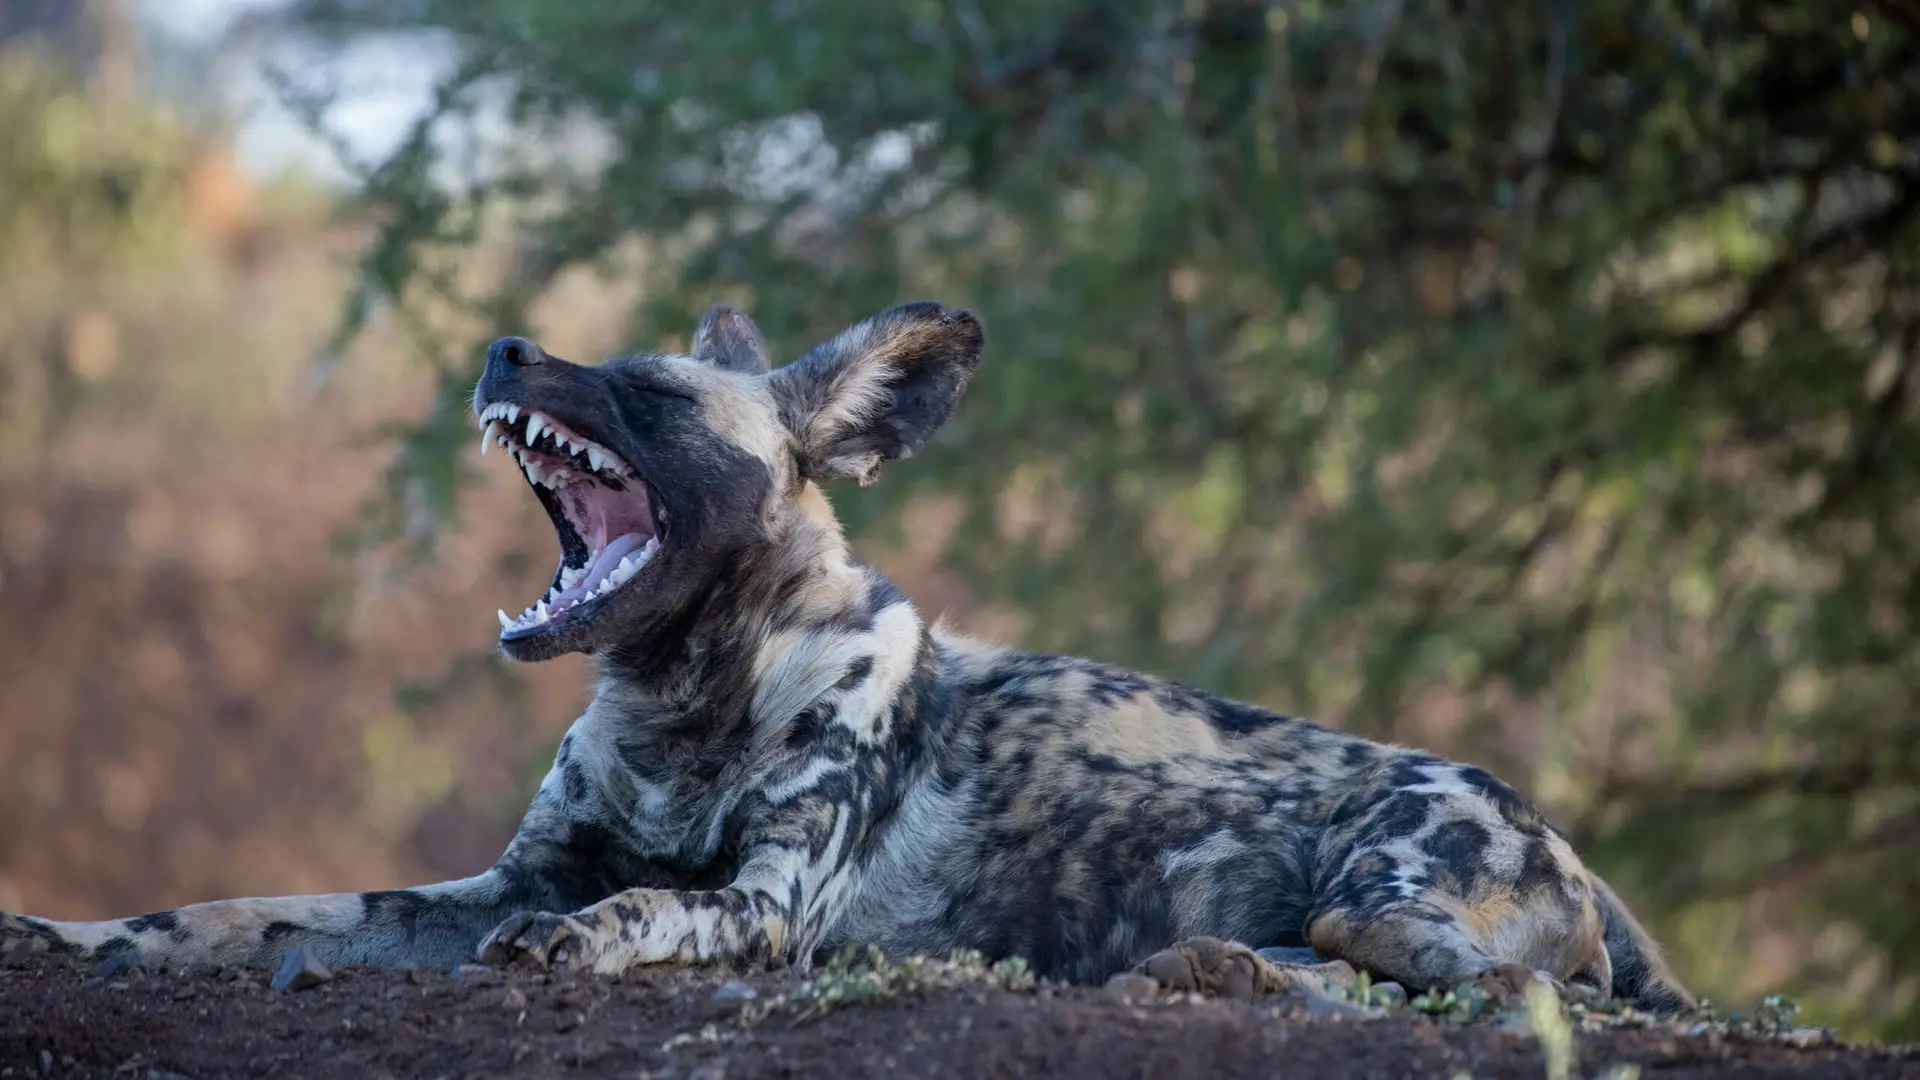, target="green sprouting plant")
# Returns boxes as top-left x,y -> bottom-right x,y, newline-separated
738,945 -> 1036,1027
